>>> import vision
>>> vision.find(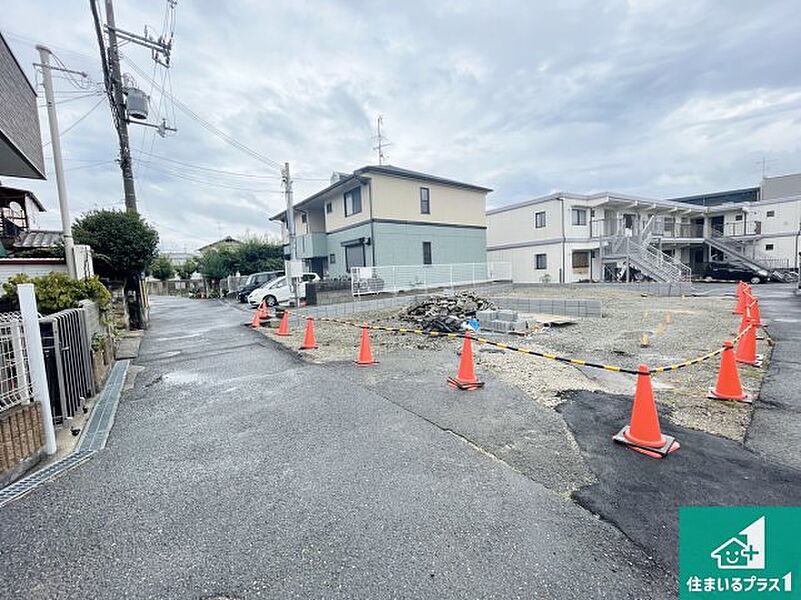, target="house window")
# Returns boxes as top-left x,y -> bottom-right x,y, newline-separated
422,241 -> 432,265
420,187 -> 430,214
329,253 -> 336,264
767,210 -> 775,217
735,214 -> 743,221
535,211 -> 546,229
344,188 -> 362,217
301,213 -> 307,223
535,253 -> 547,270
345,243 -> 366,271
572,208 -> 587,226
326,202 -> 332,214
765,244 -> 775,251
